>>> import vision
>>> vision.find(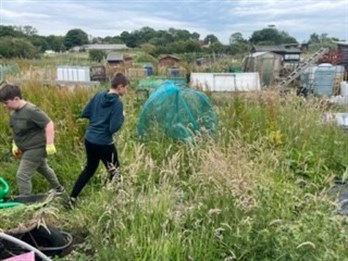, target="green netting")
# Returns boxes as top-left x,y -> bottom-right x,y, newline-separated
136,76 -> 186,91
136,81 -> 218,141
